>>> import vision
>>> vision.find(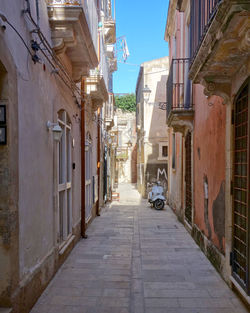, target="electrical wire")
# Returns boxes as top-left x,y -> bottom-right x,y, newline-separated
144,69 -> 168,75
22,2 -> 87,97
4,20 -> 33,57
2,2 -> 110,130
